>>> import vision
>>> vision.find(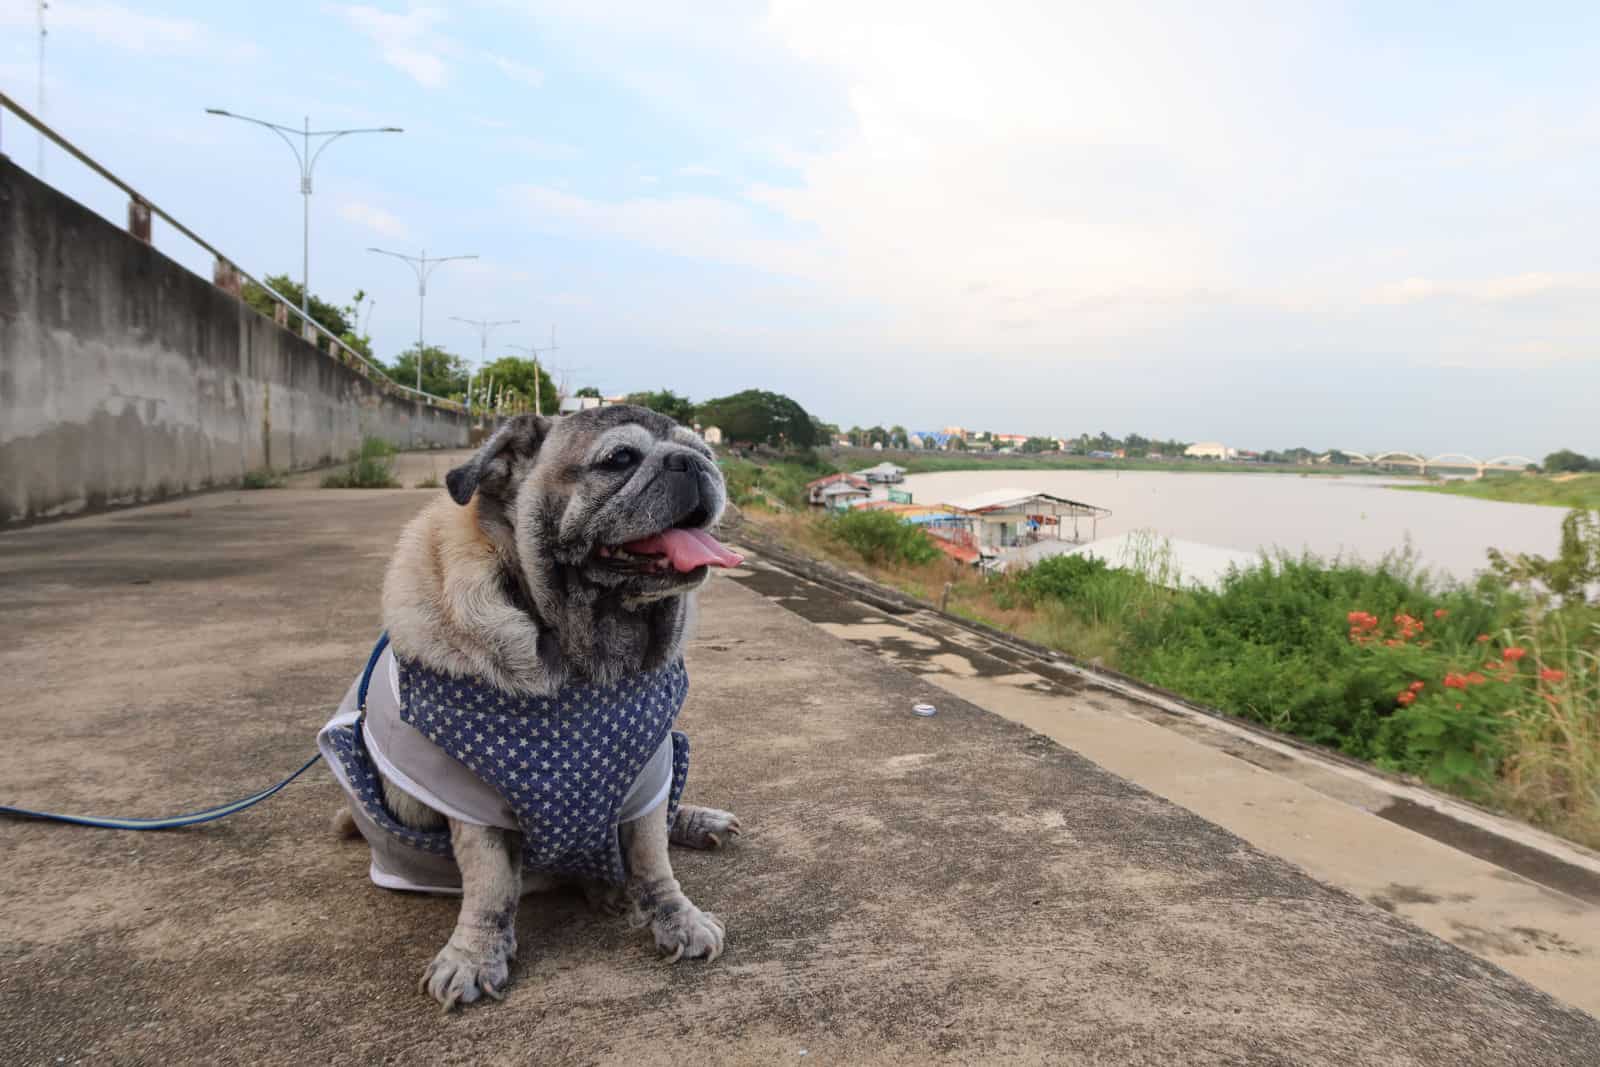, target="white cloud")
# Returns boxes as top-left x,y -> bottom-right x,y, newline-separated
488,54 -> 545,88
676,164 -> 721,178
333,4 -> 450,88
505,185 -> 827,279
469,115 -> 514,129
1,2 -> 257,59
1371,274 -> 1600,305
338,200 -> 410,239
